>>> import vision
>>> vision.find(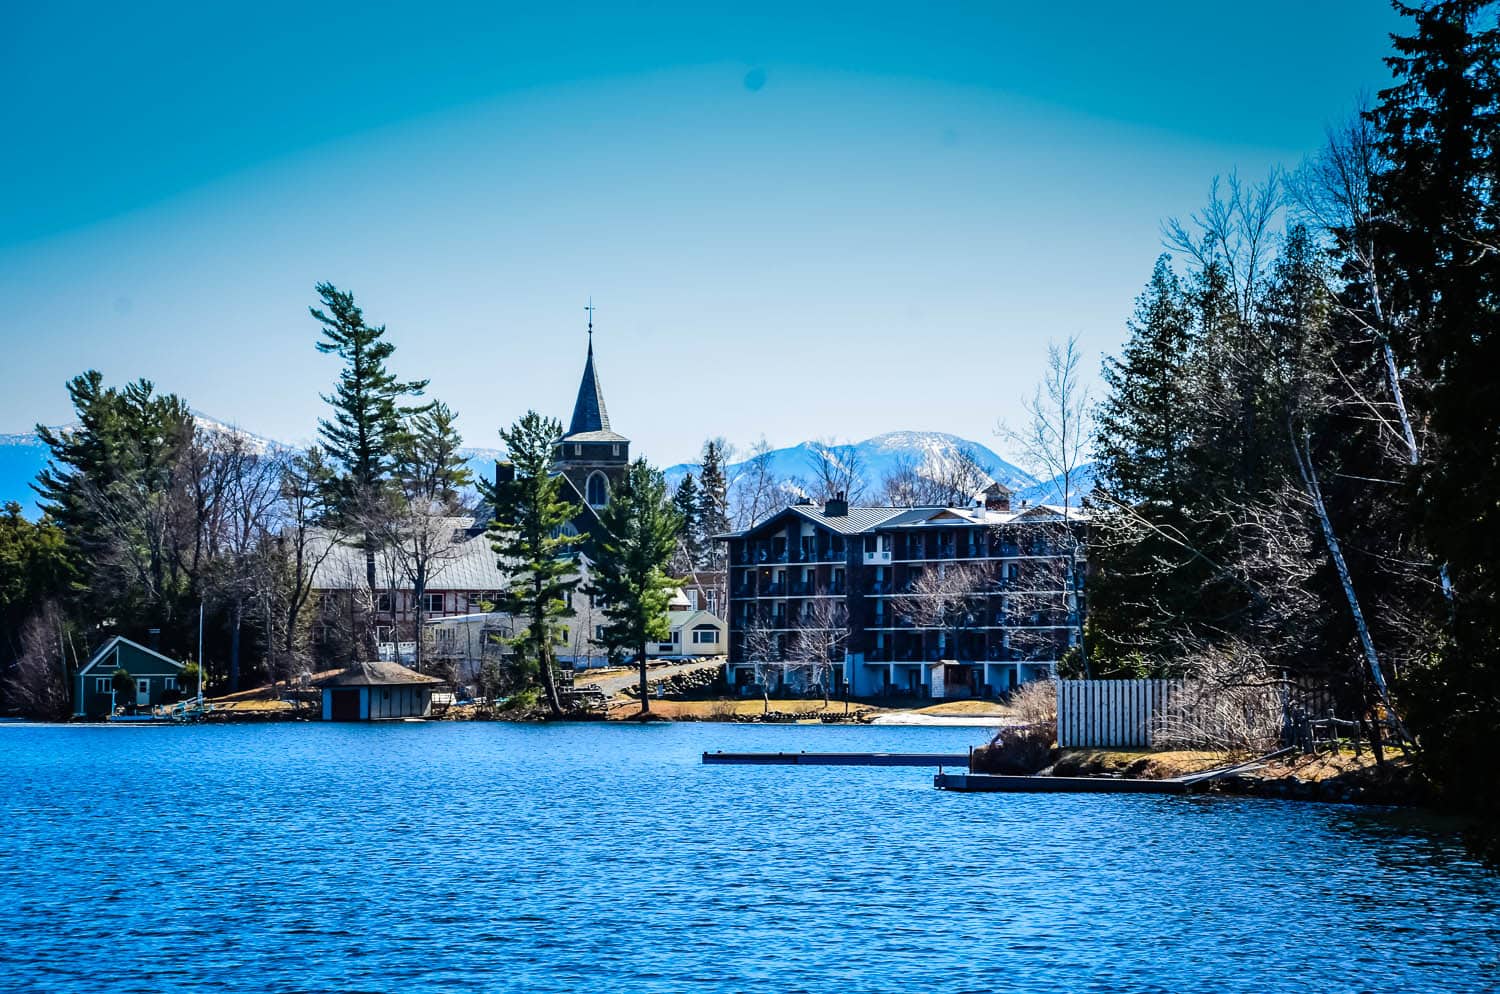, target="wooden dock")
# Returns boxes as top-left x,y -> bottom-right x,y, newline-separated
934,771 -> 1189,794
703,751 -> 970,767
